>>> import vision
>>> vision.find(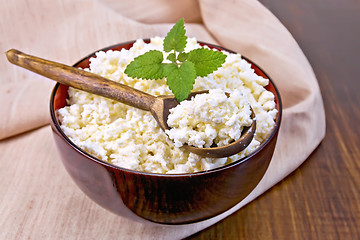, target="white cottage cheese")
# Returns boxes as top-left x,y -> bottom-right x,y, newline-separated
165,89 -> 253,148
58,37 -> 278,174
